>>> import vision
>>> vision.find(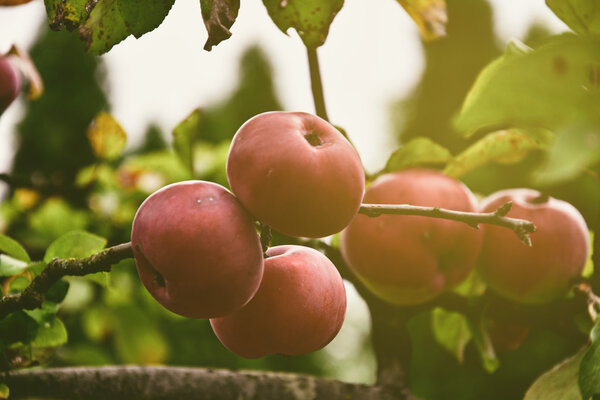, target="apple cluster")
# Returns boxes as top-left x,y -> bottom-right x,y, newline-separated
340,169 -> 590,306
131,112 -> 361,359
131,111 -> 590,359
